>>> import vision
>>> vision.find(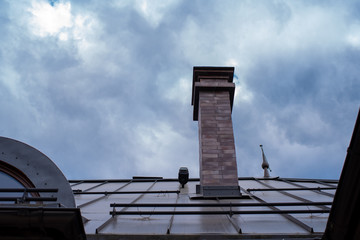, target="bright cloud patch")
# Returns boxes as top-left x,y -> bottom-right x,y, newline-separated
28,1 -> 72,38
134,121 -> 198,177
346,24 -> 360,49
164,77 -> 192,104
